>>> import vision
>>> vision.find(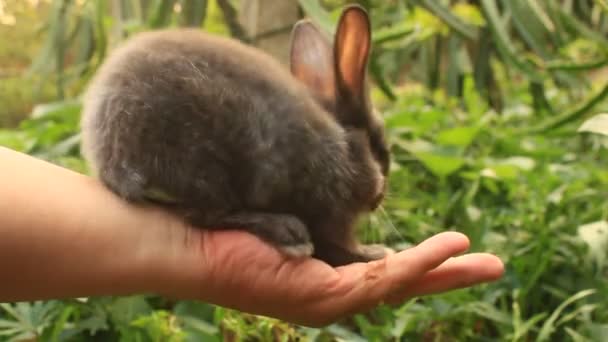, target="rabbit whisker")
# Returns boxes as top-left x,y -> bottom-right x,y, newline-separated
377,205 -> 406,244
